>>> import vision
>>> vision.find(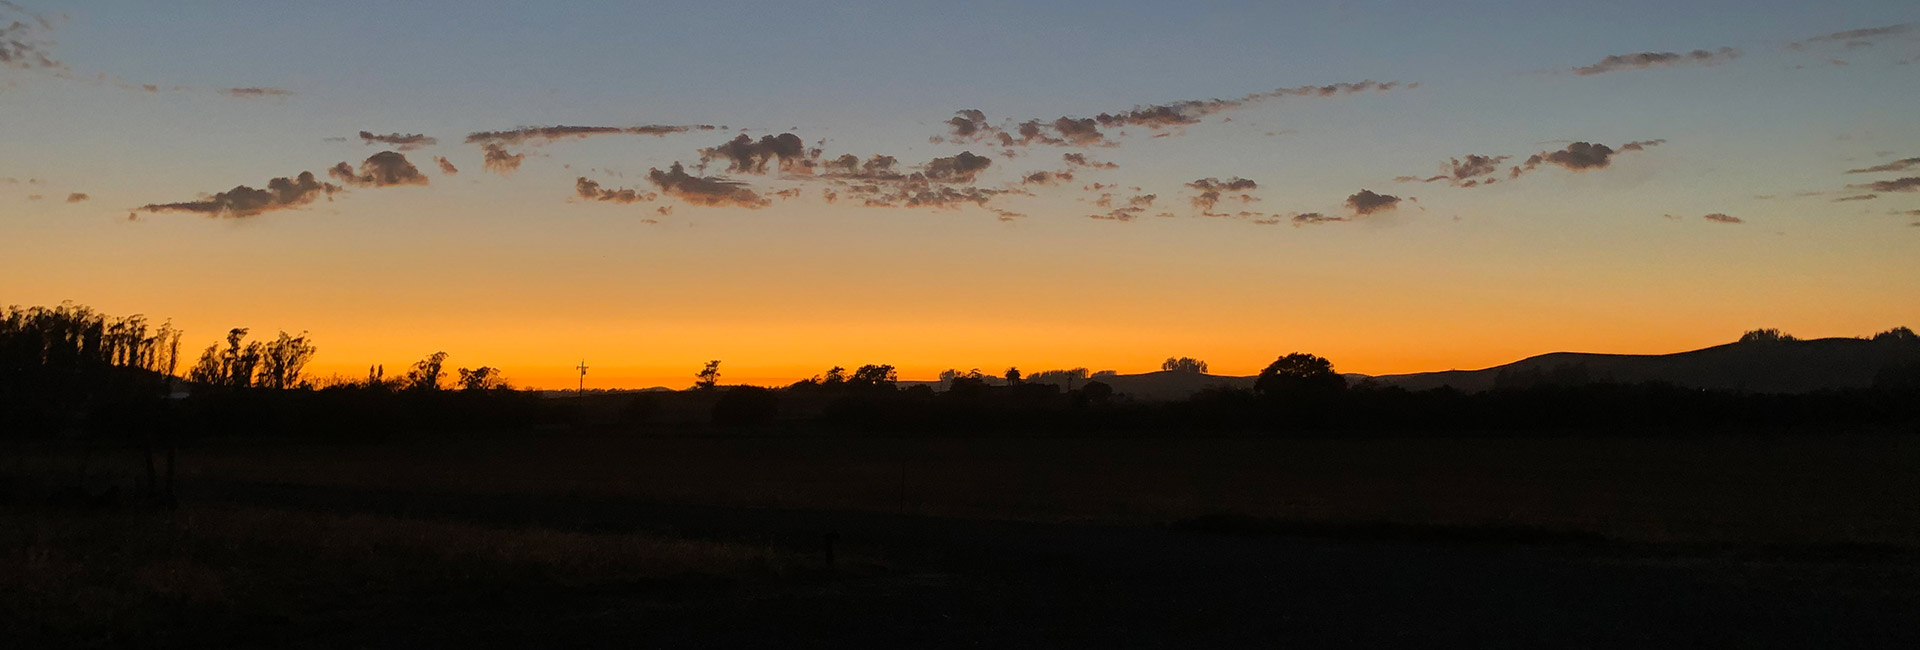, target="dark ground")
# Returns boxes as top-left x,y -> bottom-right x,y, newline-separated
195,477 -> 1920,649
